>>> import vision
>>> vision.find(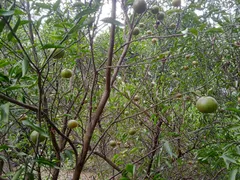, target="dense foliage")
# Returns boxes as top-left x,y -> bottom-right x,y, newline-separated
0,0 -> 239,179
